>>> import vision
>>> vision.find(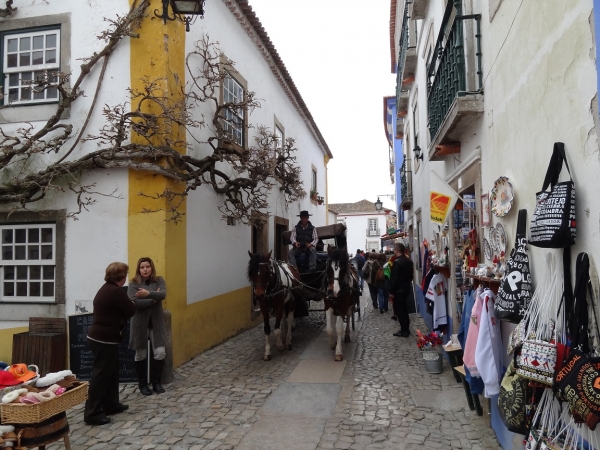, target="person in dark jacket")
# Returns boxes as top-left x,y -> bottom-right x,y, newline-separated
128,257 -> 167,396
389,243 -> 414,337
288,210 -> 318,271
84,262 -> 136,426
355,249 -> 366,290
